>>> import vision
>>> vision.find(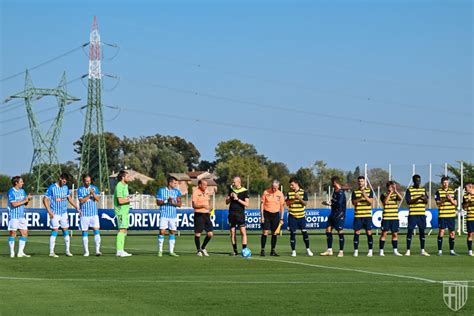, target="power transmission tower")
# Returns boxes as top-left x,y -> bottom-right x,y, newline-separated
79,16 -> 110,192
9,70 -> 80,193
